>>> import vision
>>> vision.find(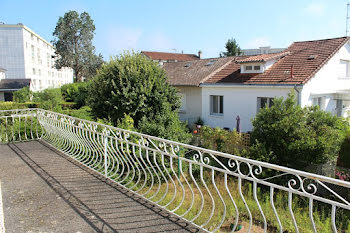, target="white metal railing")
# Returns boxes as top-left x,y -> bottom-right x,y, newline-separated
1,108 -> 350,232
